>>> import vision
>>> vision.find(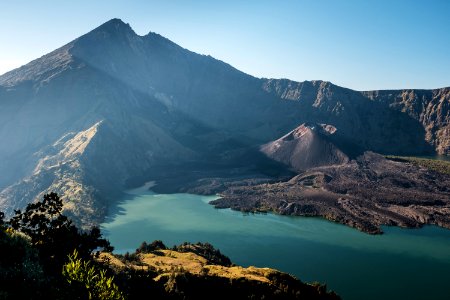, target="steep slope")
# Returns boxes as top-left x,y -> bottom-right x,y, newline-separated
262,79 -> 434,155
261,123 -> 349,171
99,249 -> 340,300
66,19 -> 289,139
0,47 -> 203,221
363,88 -> 450,155
0,18 -> 448,226
0,118 -> 194,227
